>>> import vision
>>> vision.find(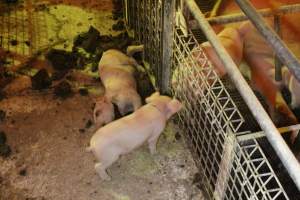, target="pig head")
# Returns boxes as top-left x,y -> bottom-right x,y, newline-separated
93,95 -> 115,128
87,91 -> 182,180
